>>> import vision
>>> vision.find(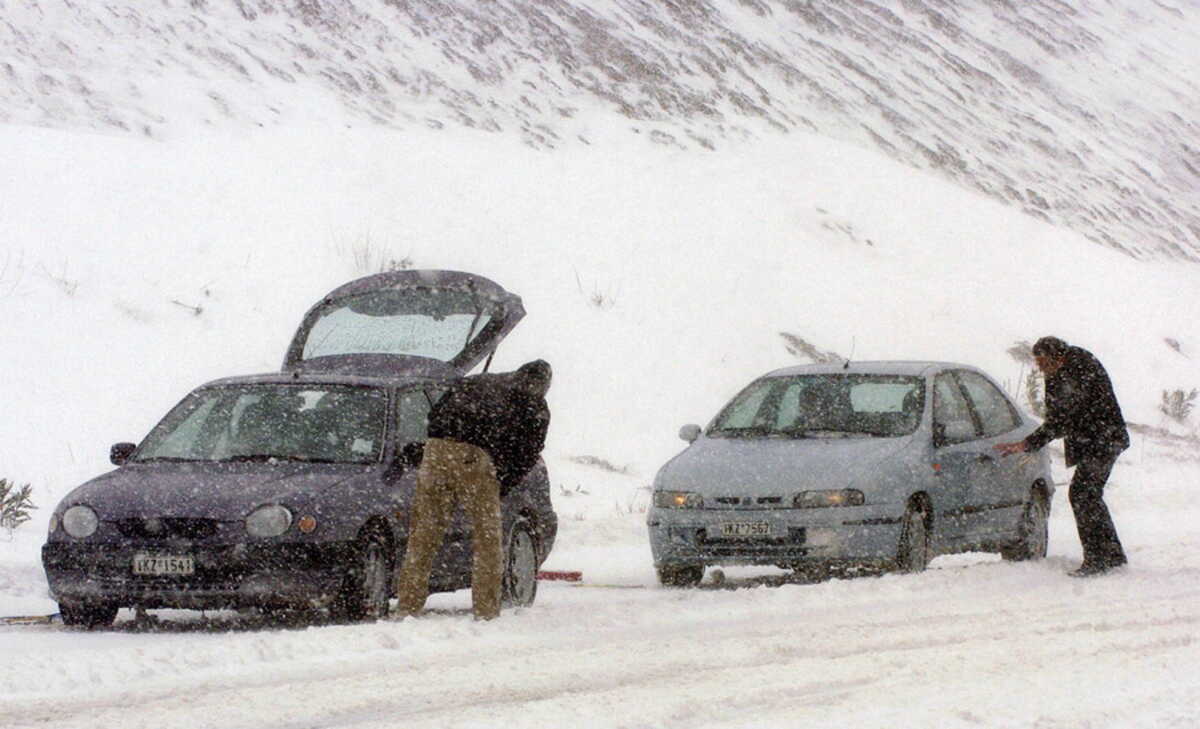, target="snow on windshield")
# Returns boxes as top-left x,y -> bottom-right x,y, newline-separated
135,385 -> 388,464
